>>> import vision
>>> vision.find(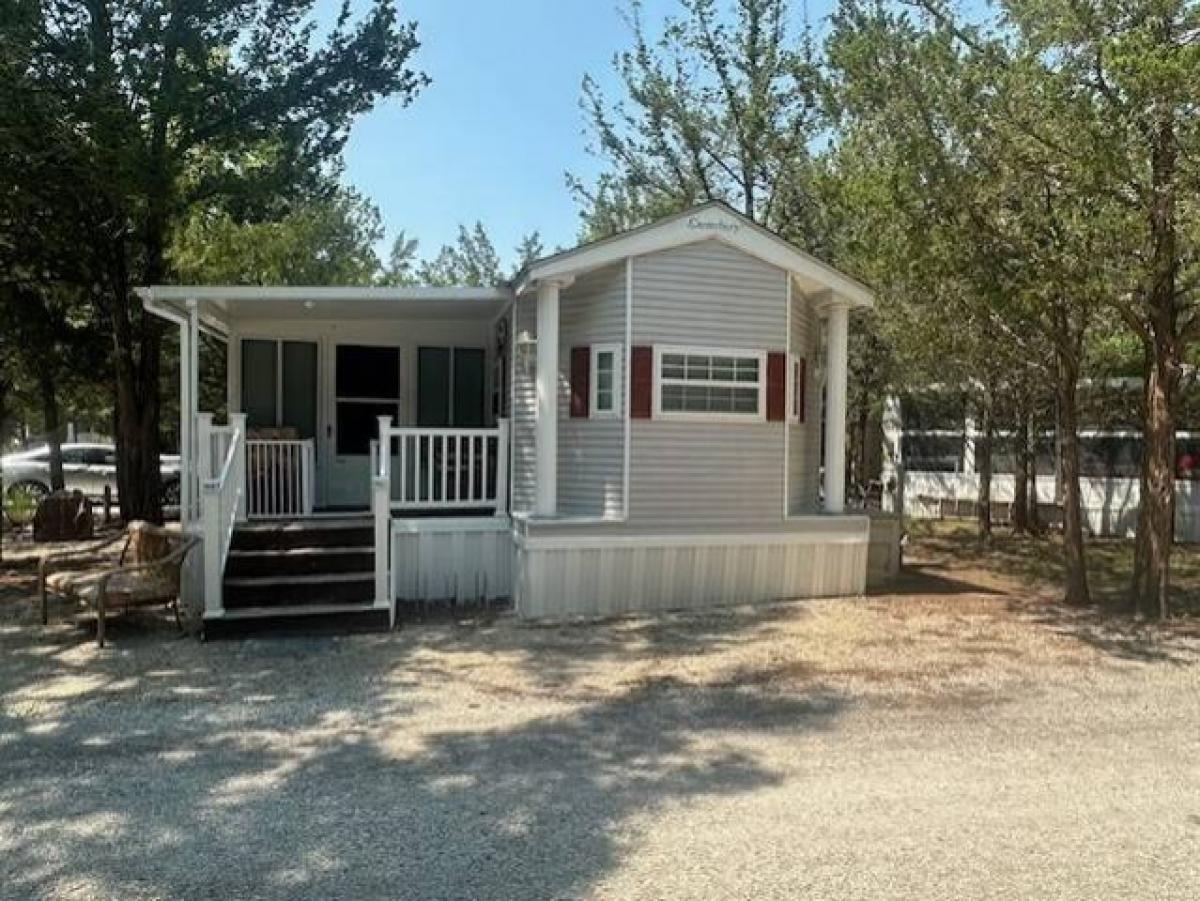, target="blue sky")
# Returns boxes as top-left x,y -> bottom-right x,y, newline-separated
339,0 -> 679,268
